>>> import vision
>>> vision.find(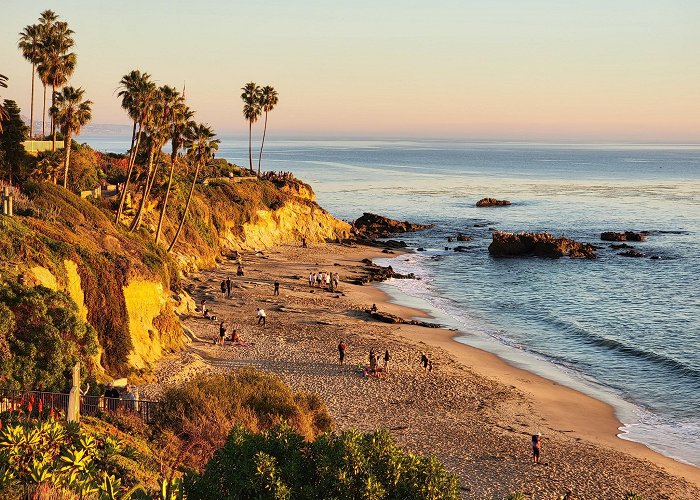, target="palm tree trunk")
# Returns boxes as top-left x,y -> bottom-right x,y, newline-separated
29,64 -> 35,139
257,111 -> 268,177
155,156 -> 176,244
51,84 -> 56,152
168,161 -> 201,252
115,121 -> 141,224
129,146 -> 155,232
248,120 -> 253,173
42,84 -> 46,138
62,132 -> 72,189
